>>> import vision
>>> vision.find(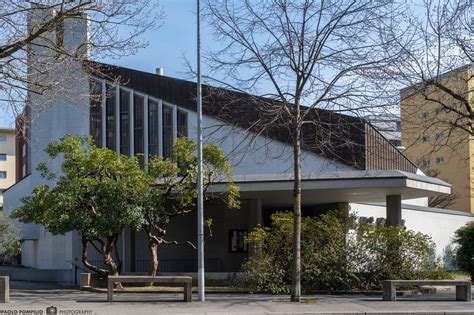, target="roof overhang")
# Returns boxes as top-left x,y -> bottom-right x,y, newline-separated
211,170 -> 451,207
